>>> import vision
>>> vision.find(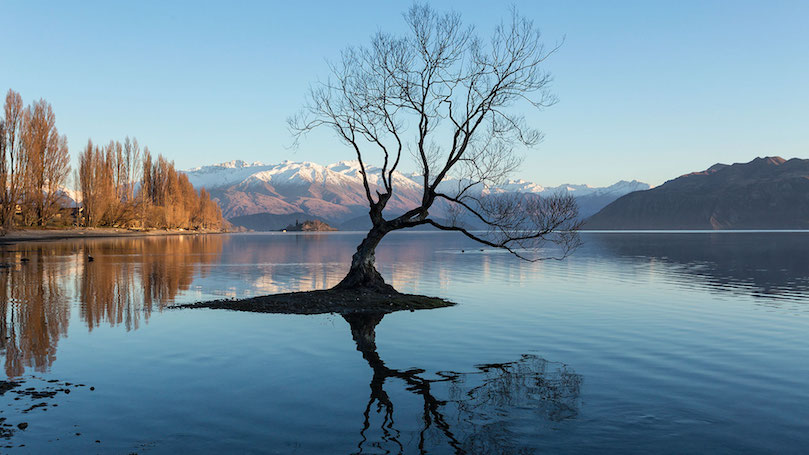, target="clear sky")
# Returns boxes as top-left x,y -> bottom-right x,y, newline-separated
2,0 -> 807,187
